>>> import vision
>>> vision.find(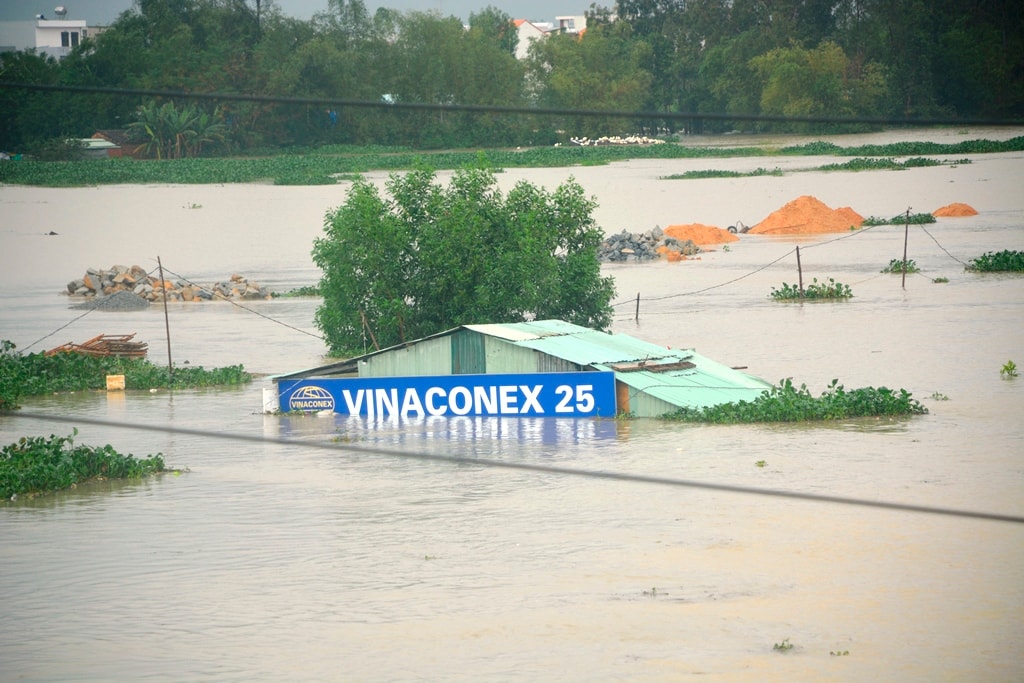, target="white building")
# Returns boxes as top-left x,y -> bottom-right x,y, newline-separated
513,19 -> 552,61
555,15 -> 587,35
35,7 -> 89,59
0,6 -> 104,58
